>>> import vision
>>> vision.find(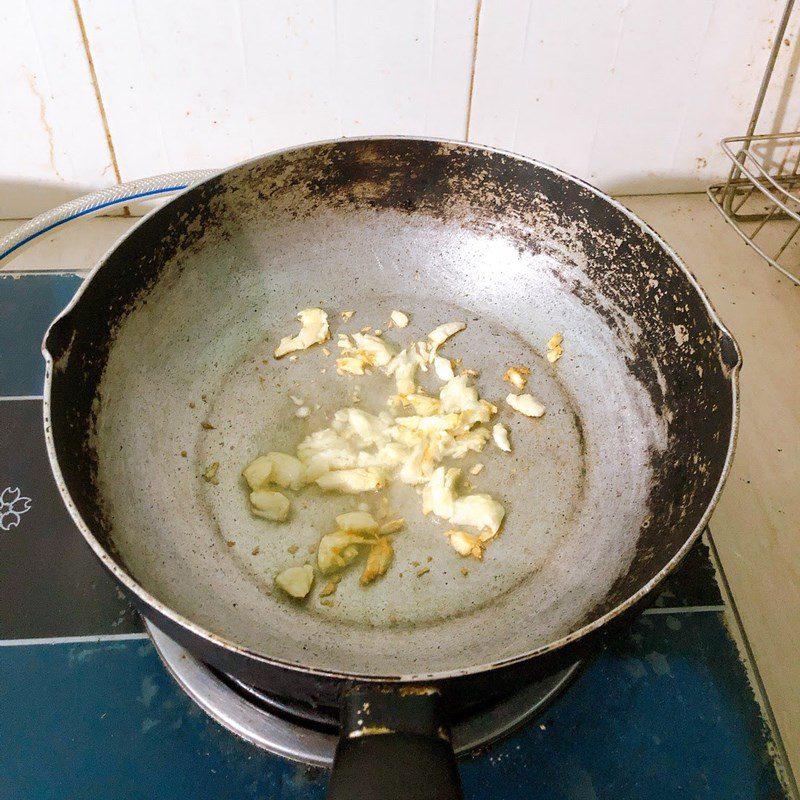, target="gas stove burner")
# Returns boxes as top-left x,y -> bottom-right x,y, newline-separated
147,622 -> 582,768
